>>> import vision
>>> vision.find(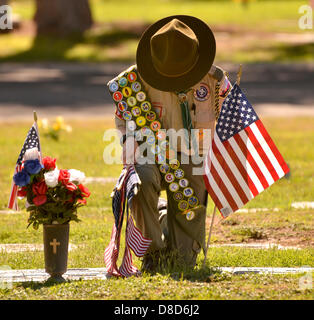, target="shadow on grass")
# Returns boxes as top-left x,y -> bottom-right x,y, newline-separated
0,27 -> 140,62
271,43 -> 314,62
